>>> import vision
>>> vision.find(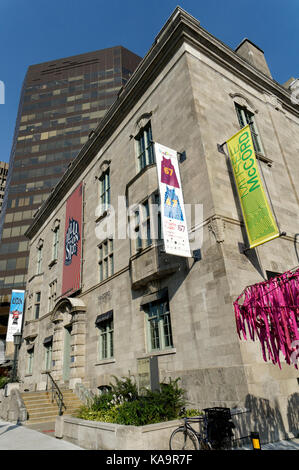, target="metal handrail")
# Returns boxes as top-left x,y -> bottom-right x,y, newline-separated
46,372 -> 66,416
